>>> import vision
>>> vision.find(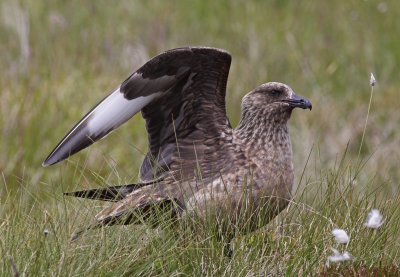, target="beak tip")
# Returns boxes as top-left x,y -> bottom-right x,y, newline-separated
289,94 -> 312,110
304,99 -> 312,111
